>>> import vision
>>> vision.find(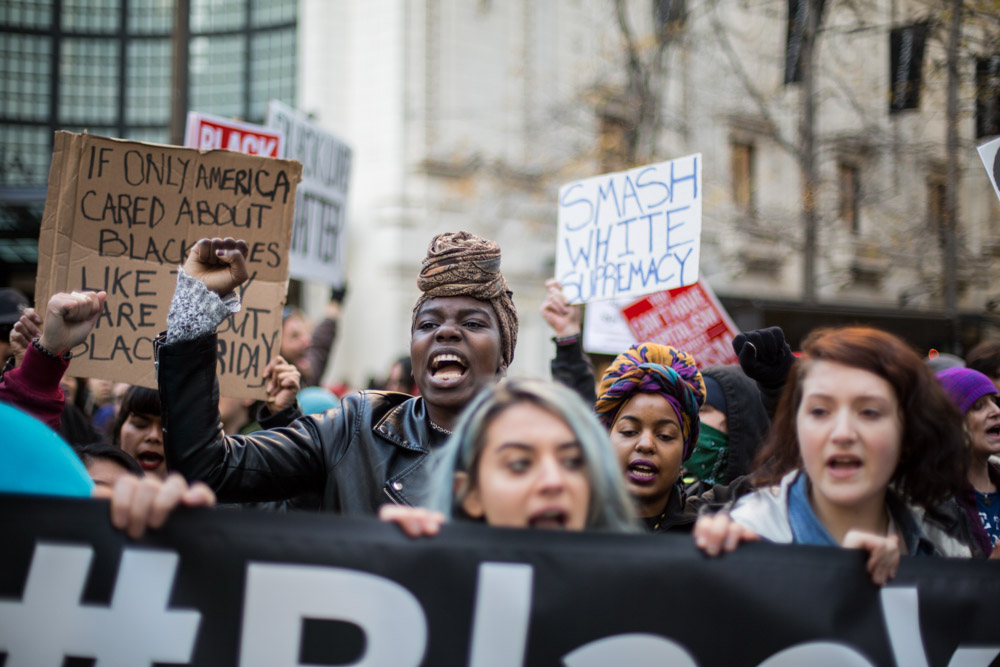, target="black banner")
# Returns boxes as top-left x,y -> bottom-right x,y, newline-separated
1,494 -> 998,666
890,23 -> 929,113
